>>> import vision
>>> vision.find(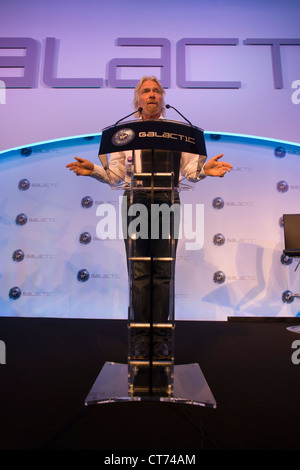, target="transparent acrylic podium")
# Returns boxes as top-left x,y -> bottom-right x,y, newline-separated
84,119 -> 217,408
282,214 -> 300,333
